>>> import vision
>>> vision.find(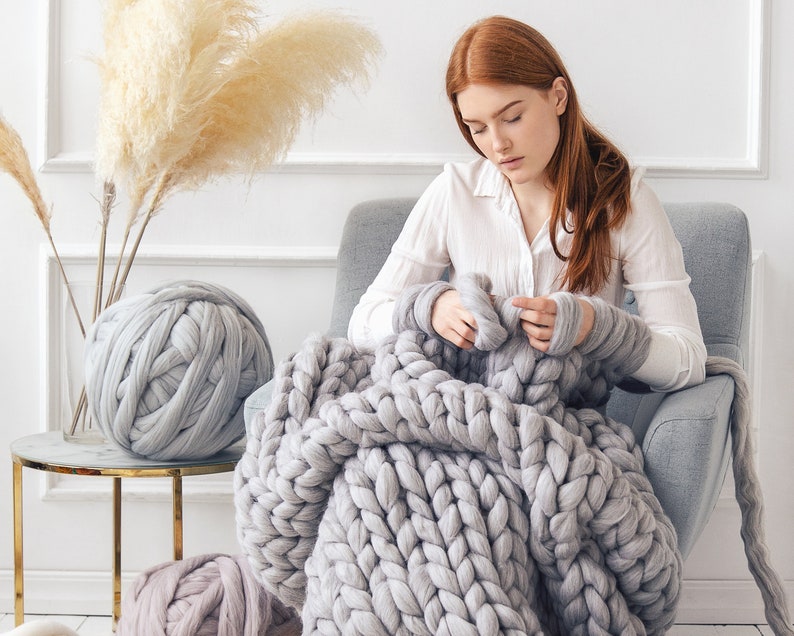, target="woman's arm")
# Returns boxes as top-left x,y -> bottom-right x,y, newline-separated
347,172 -> 452,350
616,175 -> 707,391
512,174 -> 706,392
